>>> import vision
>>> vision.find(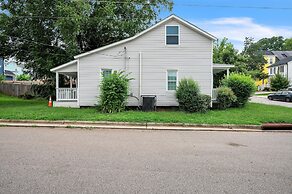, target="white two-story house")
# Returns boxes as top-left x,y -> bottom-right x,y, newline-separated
51,15 -> 233,108
267,51 -> 292,85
